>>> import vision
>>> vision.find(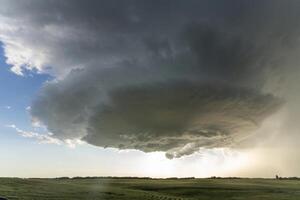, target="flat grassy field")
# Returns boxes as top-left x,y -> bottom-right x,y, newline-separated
0,177 -> 300,200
